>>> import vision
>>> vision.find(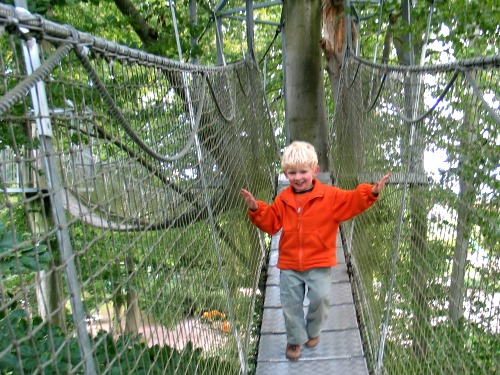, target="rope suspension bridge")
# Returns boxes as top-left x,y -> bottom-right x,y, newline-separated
0,2 -> 498,374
